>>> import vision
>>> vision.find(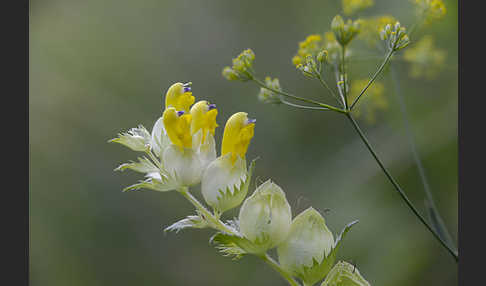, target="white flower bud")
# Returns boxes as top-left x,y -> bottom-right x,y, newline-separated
163,145 -> 203,187
238,180 -> 292,253
201,154 -> 248,213
277,207 -> 335,276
